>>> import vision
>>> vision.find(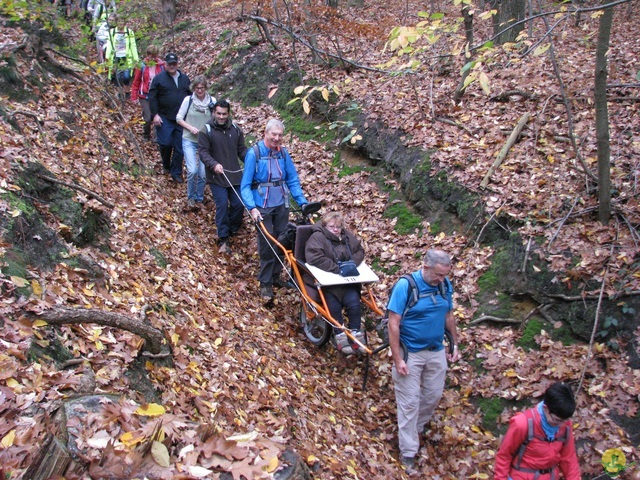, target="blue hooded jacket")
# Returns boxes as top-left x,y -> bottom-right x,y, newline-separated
240,140 -> 307,209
